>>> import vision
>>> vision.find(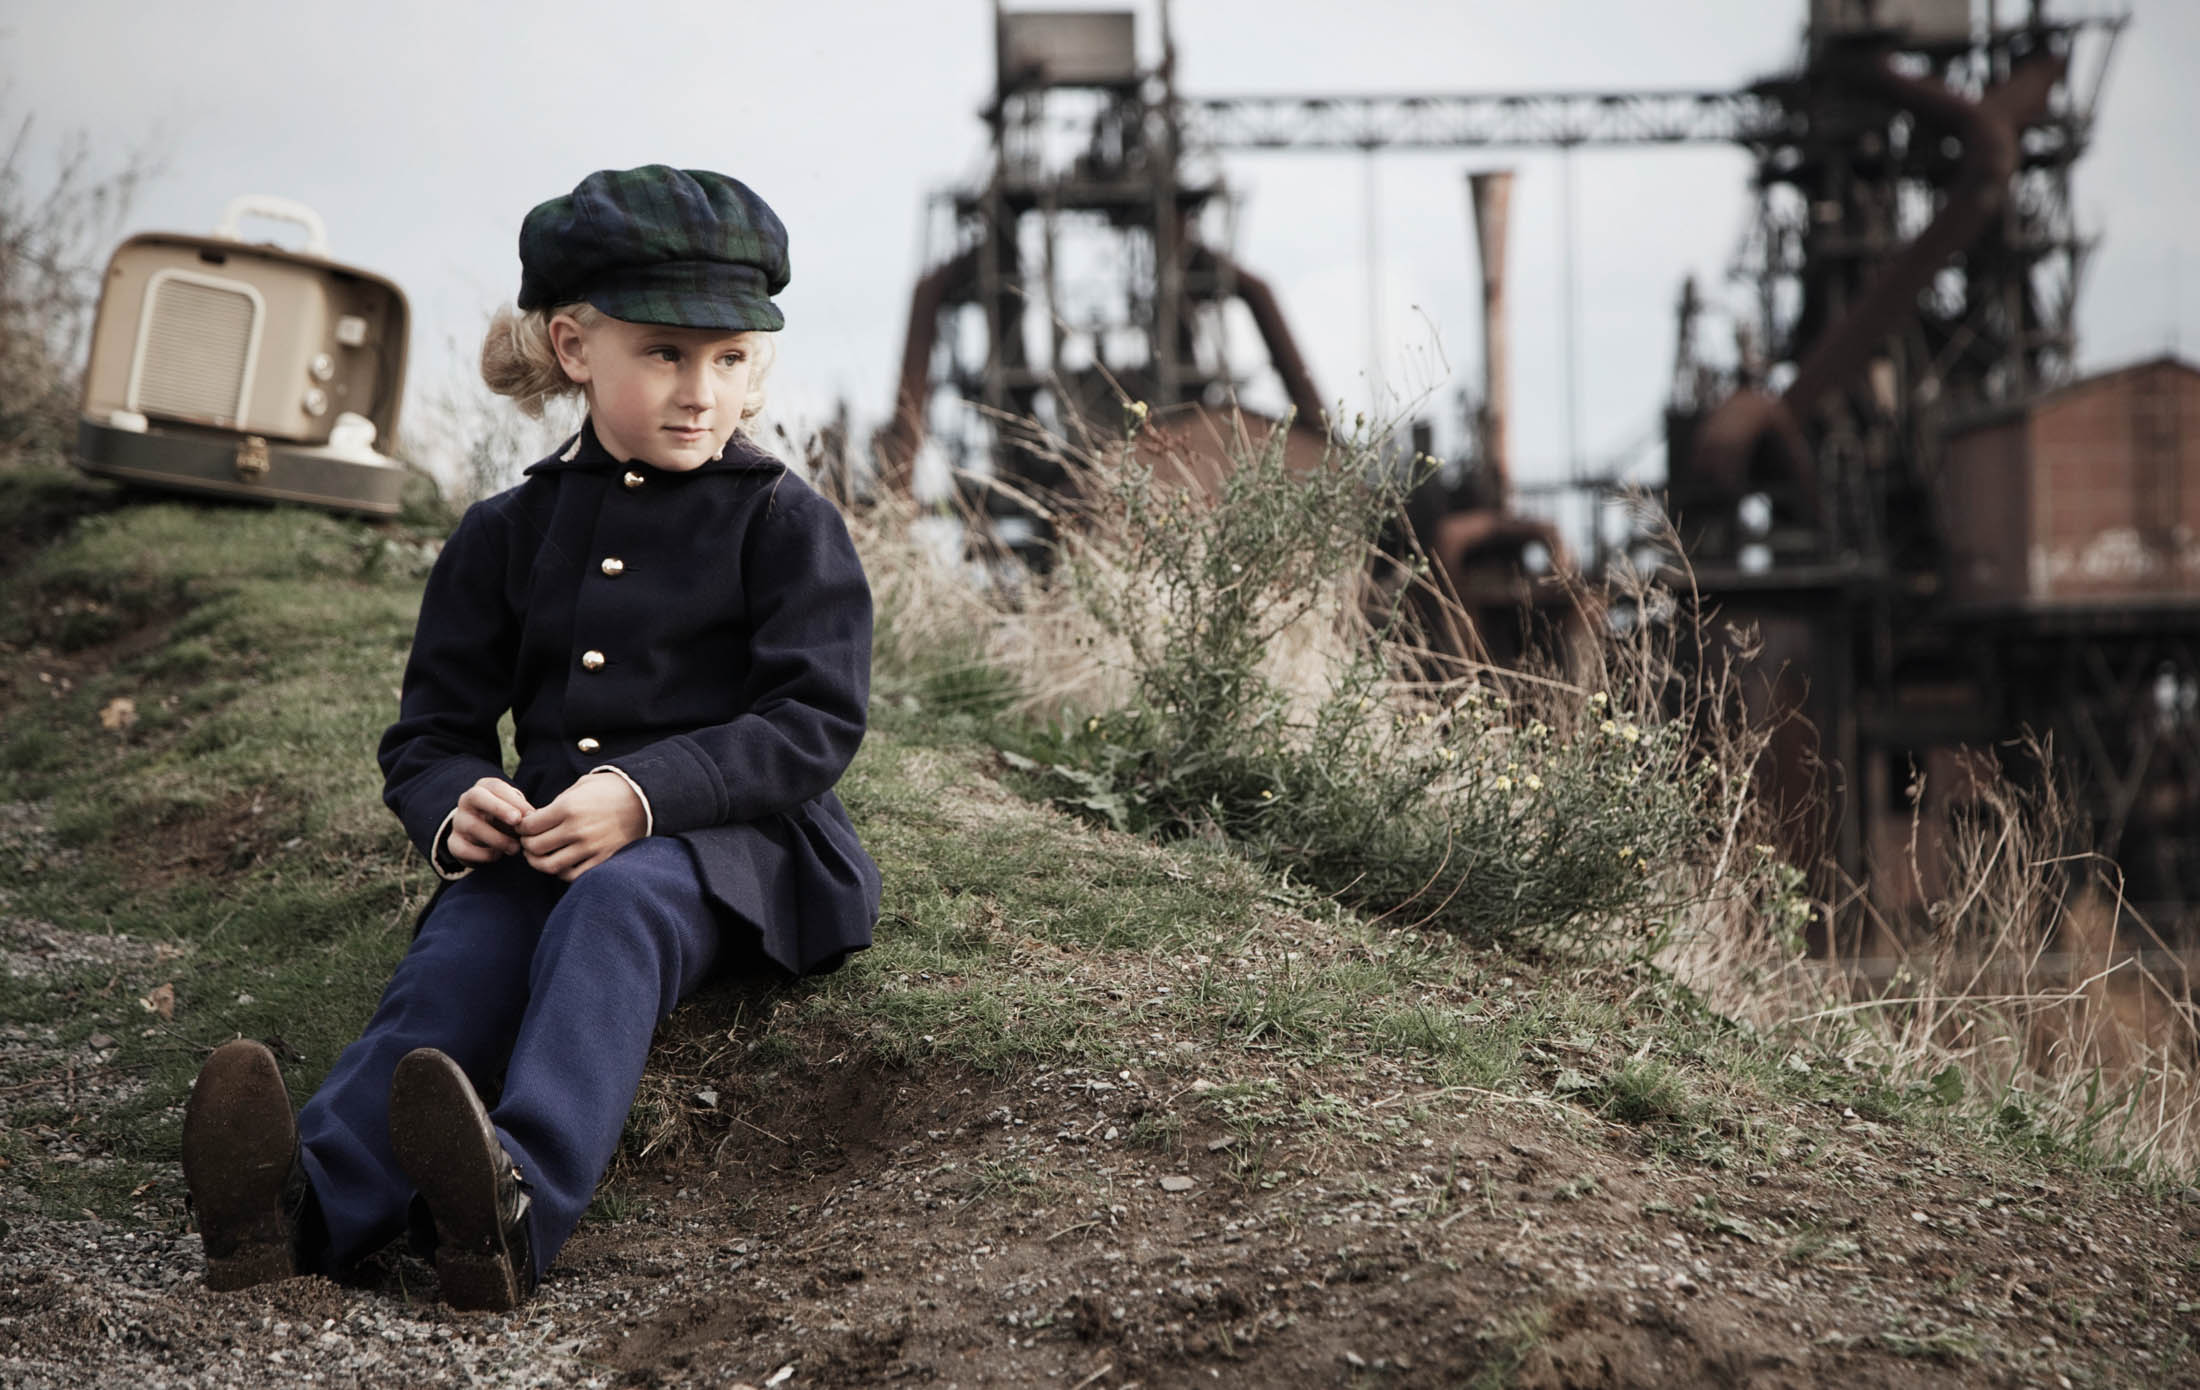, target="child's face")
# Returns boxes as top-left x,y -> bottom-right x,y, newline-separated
550,314 -> 757,471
